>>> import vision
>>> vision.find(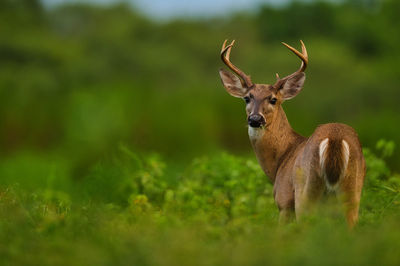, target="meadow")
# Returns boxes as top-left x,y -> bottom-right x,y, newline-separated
1,0 -> 400,265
